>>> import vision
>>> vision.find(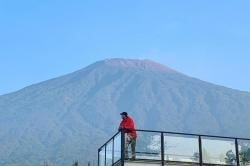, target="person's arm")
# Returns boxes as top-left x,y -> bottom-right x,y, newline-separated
118,120 -> 125,131
118,122 -> 122,131
125,118 -> 135,132
119,119 -> 131,132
